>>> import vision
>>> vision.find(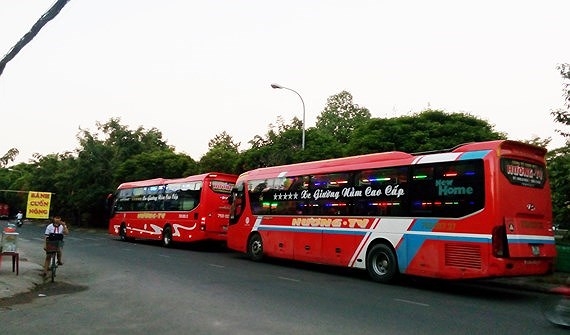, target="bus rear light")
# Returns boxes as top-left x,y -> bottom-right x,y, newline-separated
492,224 -> 510,258
200,217 -> 206,231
